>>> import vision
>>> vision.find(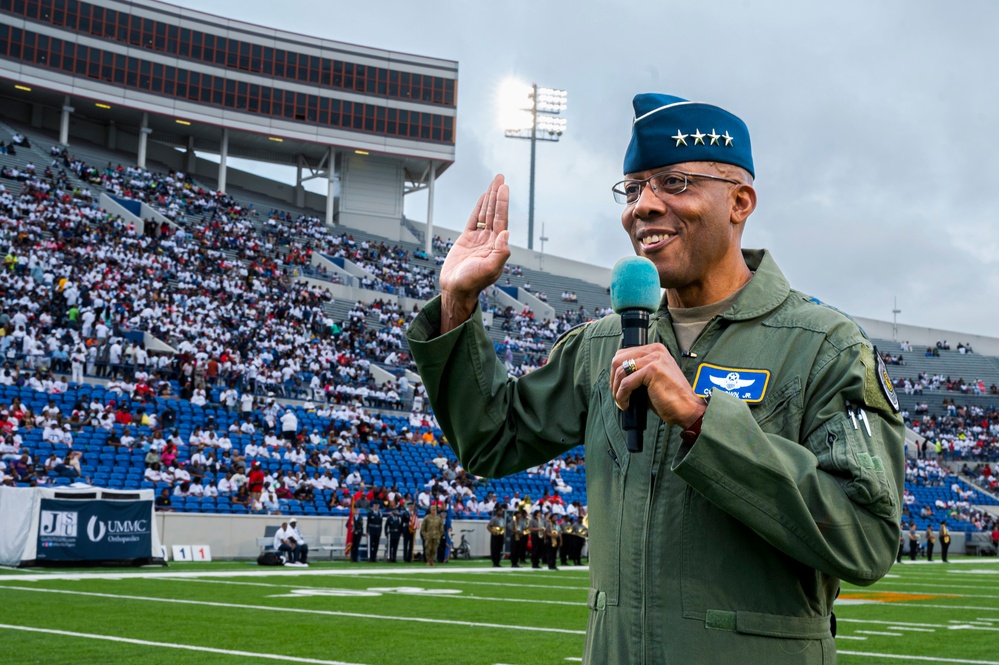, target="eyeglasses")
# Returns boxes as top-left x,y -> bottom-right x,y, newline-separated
611,170 -> 741,205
